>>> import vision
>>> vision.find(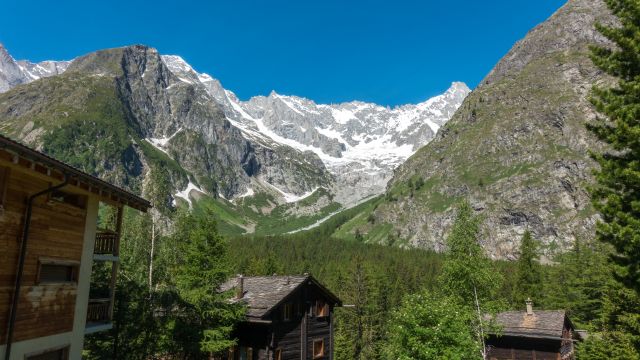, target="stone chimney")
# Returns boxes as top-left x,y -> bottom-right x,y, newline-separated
236,274 -> 244,299
526,298 -> 534,315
